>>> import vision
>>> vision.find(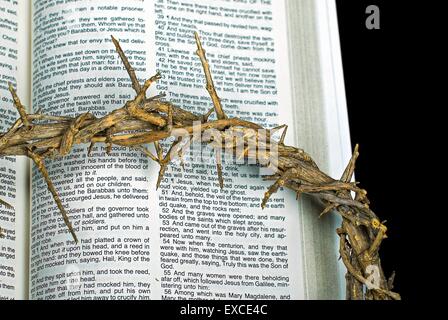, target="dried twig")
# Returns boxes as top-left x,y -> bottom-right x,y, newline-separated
194,31 -> 227,120
0,34 -> 399,300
